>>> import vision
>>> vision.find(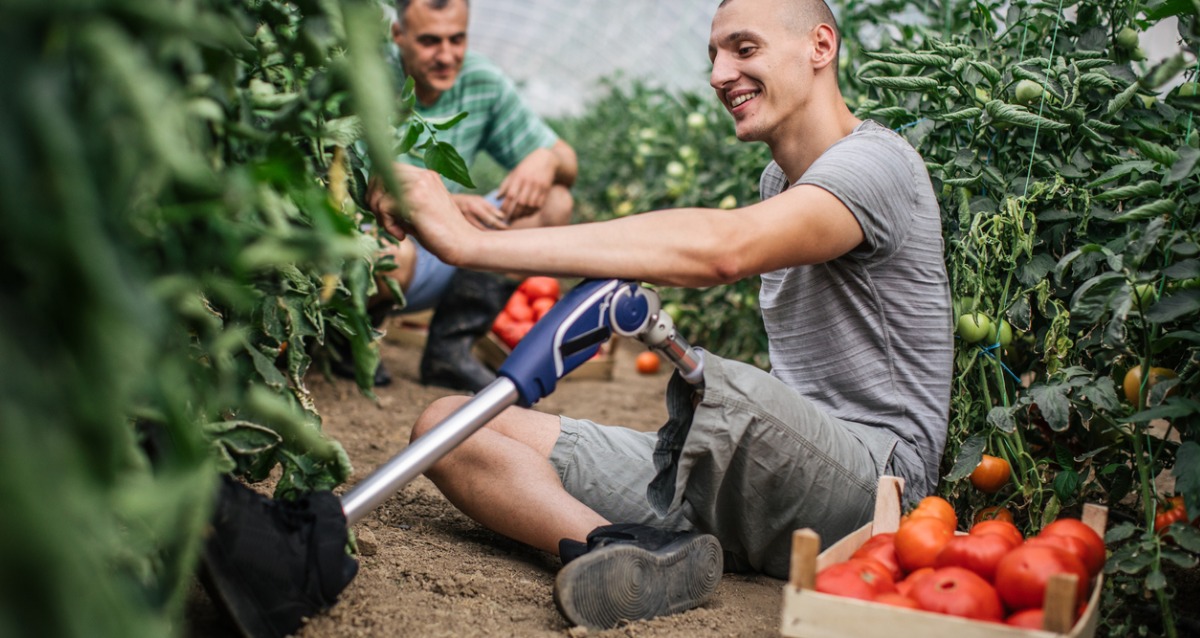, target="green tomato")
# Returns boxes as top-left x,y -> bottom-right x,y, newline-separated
1177,82 -> 1199,97
1130,47 -> 1147,61
1116,27 -> 1139,51
957,313 -> 993,343
661,303 -> 683,320
686,112 -> 706,129
717,194 -> 738,210
989,319 -> 1013,346
1014,80 -> 1044,105
1132,283 -> 1156,309
666,161 -> 686,178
